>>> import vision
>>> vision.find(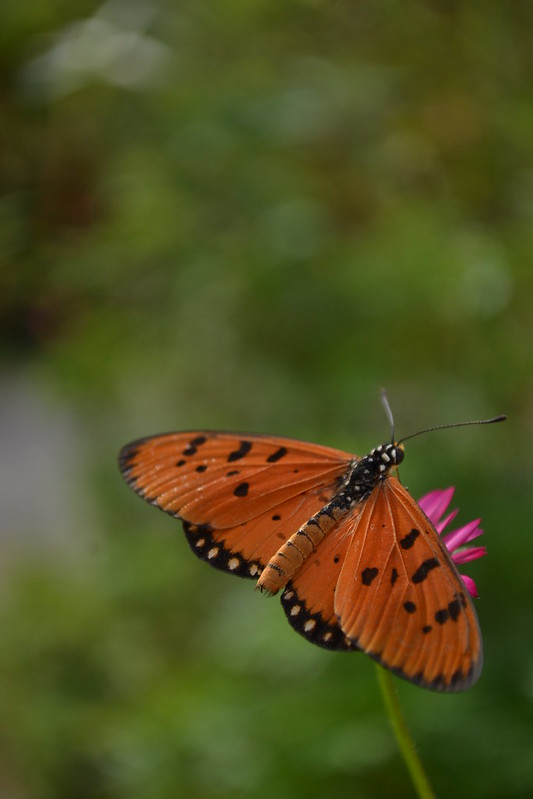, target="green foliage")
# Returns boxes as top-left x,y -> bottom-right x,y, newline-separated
1,2 -> 532,797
